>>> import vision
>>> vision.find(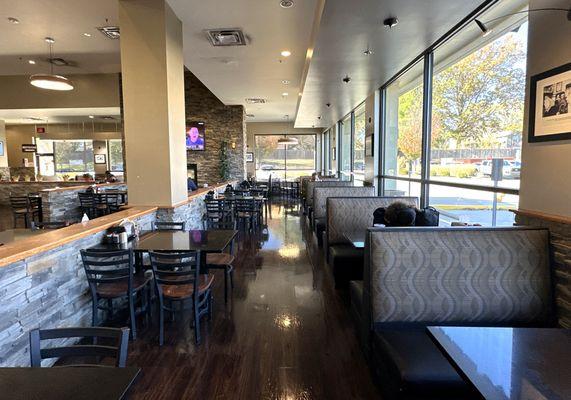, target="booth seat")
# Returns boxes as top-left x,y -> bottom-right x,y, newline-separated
304,180 -> 351,221
358,226 -> 555,399
325,196 -> 418,288
312,186 -> 375,246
